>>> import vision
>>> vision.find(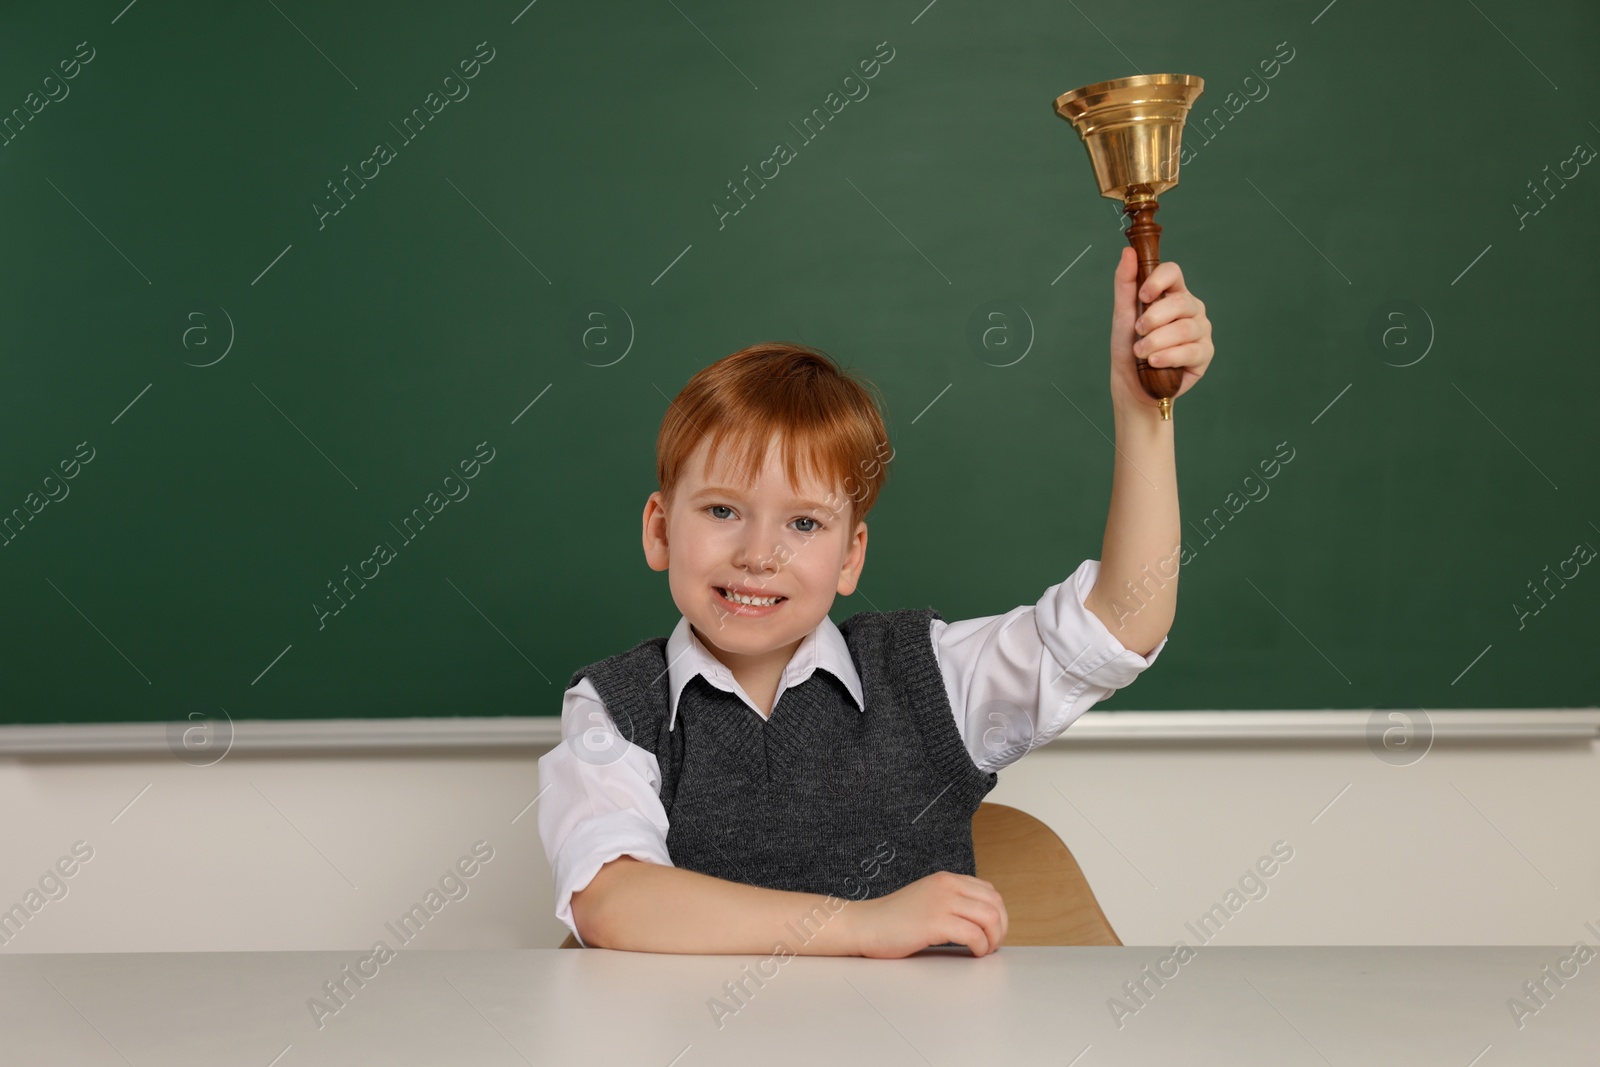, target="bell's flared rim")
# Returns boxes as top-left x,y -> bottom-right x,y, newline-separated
1053,73 -> 1204,120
